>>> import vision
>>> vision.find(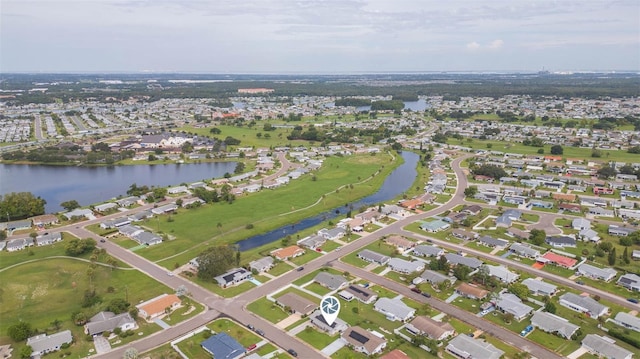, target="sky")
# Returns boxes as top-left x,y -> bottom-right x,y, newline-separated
1,0 -> 639,73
